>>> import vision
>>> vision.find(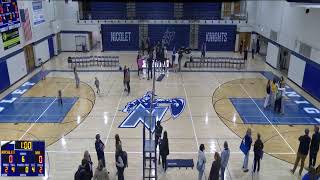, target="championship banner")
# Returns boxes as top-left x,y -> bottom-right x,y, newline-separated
32,1 -> 45,26
101,24 -> 139,51
2,28 -> 20,50
198,25 -> 236,51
